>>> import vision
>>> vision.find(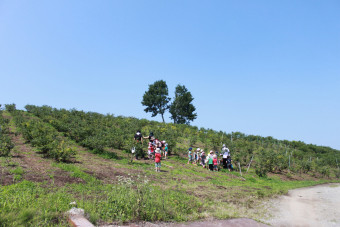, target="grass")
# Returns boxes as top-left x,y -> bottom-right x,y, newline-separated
2,161 -> 340,227
0,172 -> 202,226
2,143 -> 340,226
0,181 -> 71,226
